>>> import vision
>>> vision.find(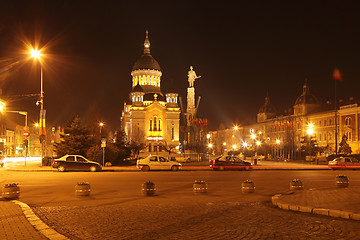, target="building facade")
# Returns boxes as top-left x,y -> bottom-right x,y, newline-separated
209,80 -> 360,159
121,31 -> 181,155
